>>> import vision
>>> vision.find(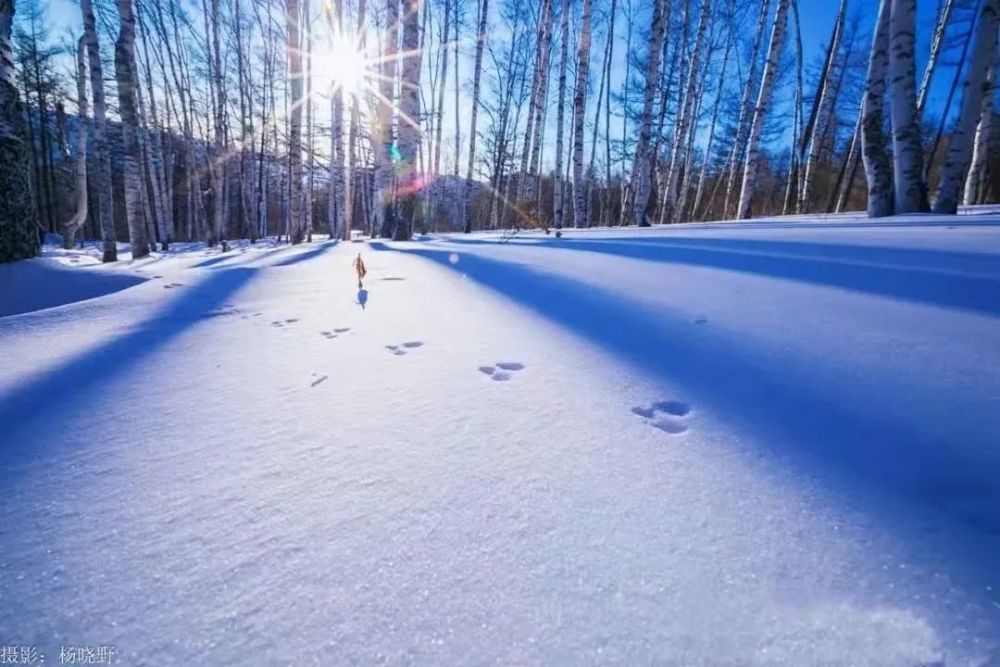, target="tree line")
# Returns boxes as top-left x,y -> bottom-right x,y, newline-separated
0,0 -> 998,263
